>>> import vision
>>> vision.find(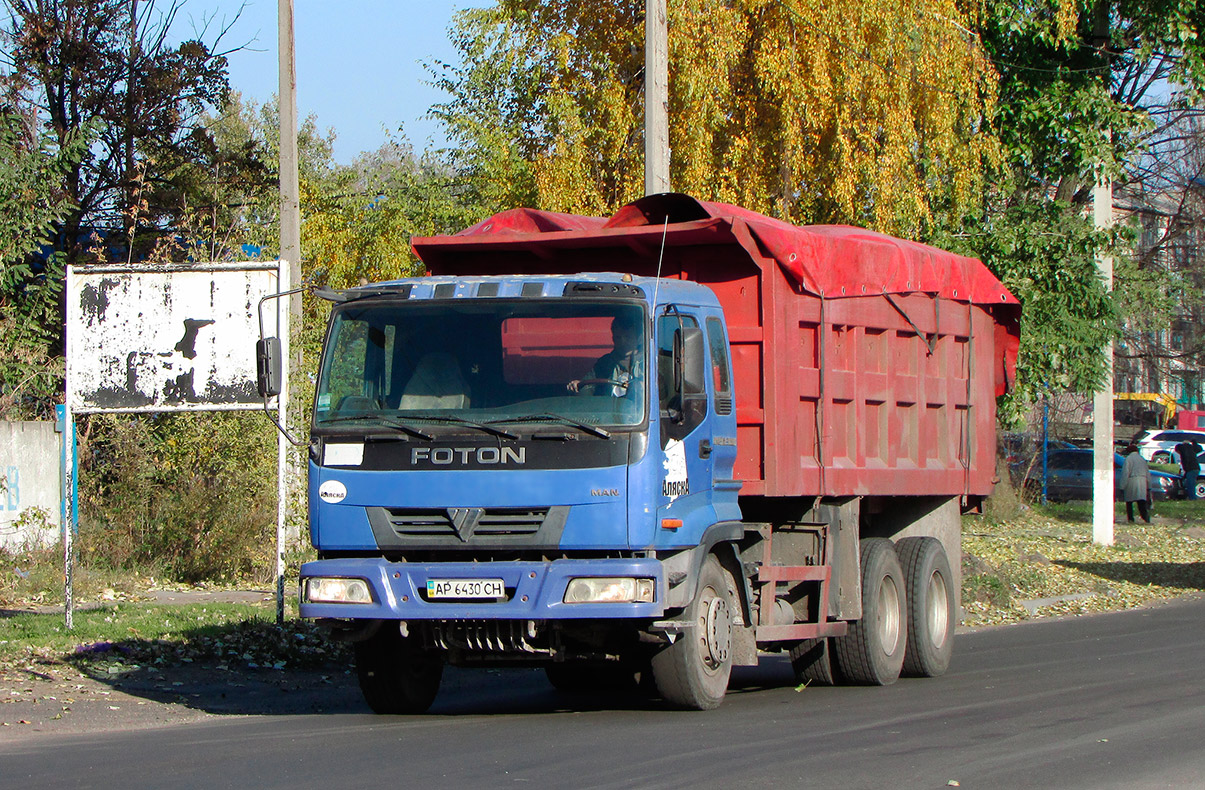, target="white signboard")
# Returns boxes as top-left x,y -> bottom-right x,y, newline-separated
66,262 -> 280,413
